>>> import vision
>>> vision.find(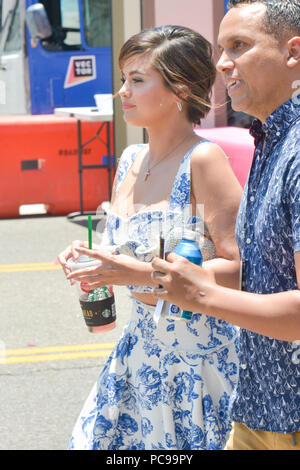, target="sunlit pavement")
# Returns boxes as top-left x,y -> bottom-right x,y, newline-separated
0,215 -> 131,450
